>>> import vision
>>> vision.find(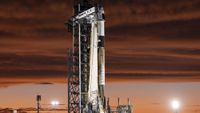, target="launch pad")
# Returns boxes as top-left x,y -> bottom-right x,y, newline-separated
66,0 -> 133,113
